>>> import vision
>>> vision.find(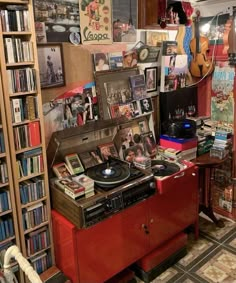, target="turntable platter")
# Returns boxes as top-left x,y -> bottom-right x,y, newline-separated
151,160 -> 180,177
86,161 -> 130,186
